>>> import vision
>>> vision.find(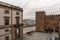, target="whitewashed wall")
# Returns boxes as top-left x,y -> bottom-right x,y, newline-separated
0,28 -> 11,35
0,7 -> 11,25
0,34 -> 11,40
12,9 -> 23,24
0,7 -> 23,25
